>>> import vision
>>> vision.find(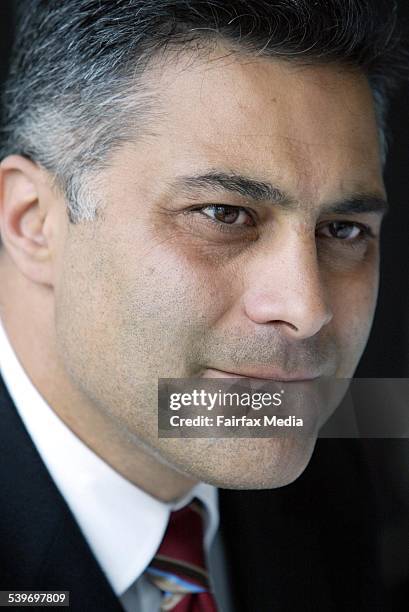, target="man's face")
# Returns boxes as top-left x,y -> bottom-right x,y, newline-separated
53,51 -> 385,488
